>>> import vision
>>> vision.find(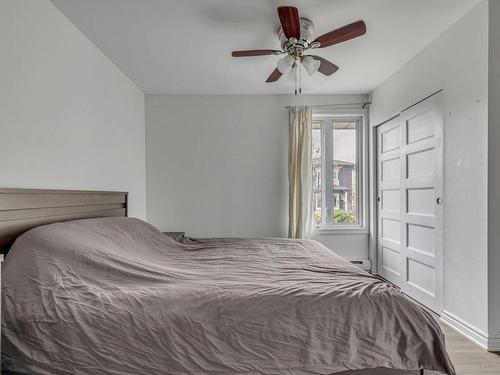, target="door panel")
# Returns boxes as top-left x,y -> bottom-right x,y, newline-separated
376,93 -> 443,312
406,149 -> 434,178
382,218 -> 400,242
381,157 -> 400,181
407,258 -> 436,294
406,110 -> 435,144
407,224 -> 434,255
377,120 -> 402,287
407,188 -> 434,215
381,246 -> 401,277
381,125 -> 400,152
381,189 -> 400,211
400,96 -> 443,312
